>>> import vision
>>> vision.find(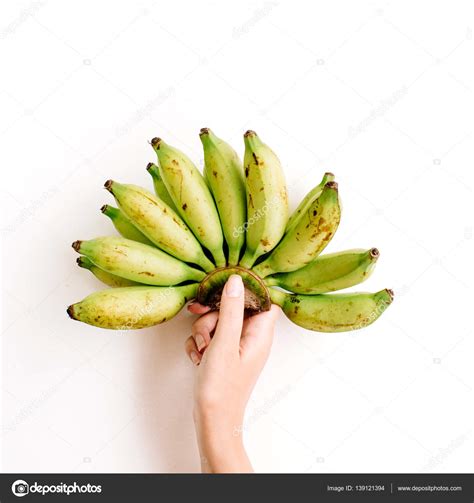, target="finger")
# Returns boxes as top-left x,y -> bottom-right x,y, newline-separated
213,274 -> 245,350
192,311 -> 219,352
240,304 -> 280,355
187,302 -> 211,315
184,335 -> 202,366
